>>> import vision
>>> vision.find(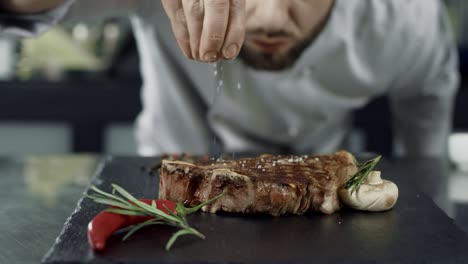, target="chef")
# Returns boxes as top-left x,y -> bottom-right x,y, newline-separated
0,0 -> 459,157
